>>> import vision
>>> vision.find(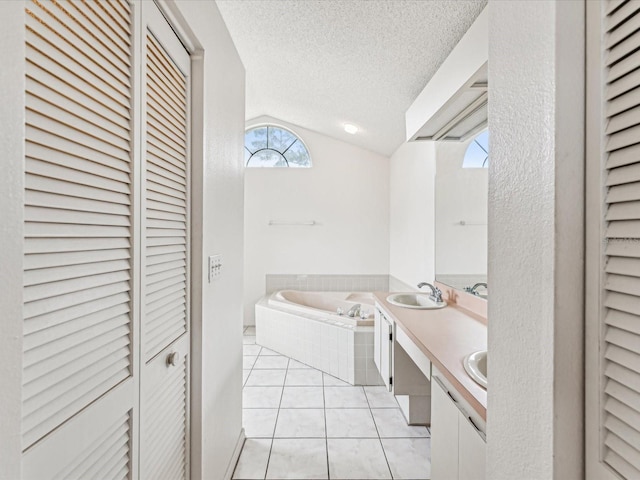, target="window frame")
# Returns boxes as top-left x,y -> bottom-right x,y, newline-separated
462,130 -> 489,169
244,124 -> 312,168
